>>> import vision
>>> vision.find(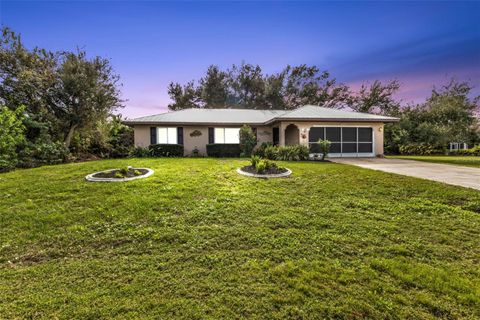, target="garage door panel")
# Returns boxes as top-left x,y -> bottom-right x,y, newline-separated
308,127 -> 324,142
342,142 -> 357,153
358,143 -> 373,153
326,127 -> 341,141
330,143 -> 341,153
358,128 -> 373,142
342,128 -> 357,142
